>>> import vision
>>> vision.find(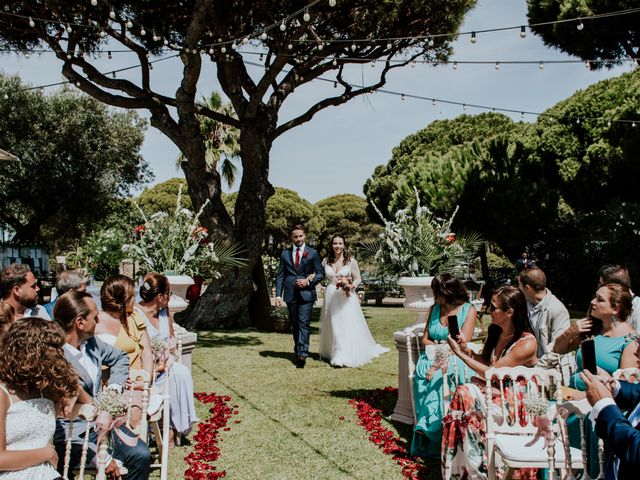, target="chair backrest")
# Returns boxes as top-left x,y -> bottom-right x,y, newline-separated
126,368 -> 150,443
613,367 -> 640,383
61,404 -> 101,480
485,366 -> 562,437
